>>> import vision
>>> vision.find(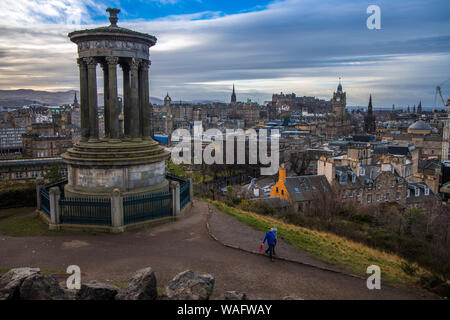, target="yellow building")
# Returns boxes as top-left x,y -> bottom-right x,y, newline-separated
270,166 -> 290,200
270,166 -> 331,211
